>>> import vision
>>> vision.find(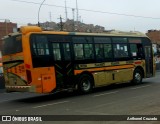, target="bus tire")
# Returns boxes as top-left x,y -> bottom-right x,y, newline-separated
132,69 -> 143,84
78,74 -> 93,94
